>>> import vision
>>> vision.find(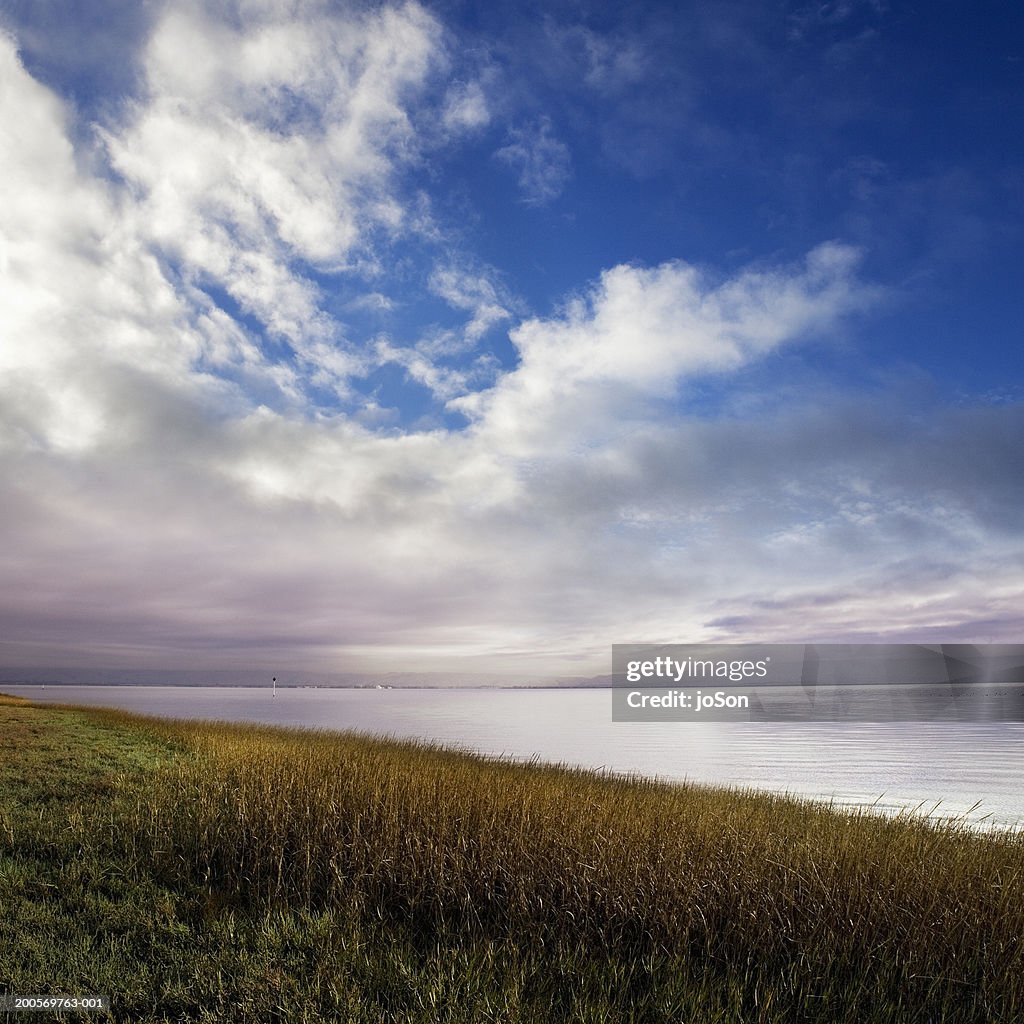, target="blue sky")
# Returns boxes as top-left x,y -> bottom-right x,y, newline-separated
0,0 -> 1022,676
